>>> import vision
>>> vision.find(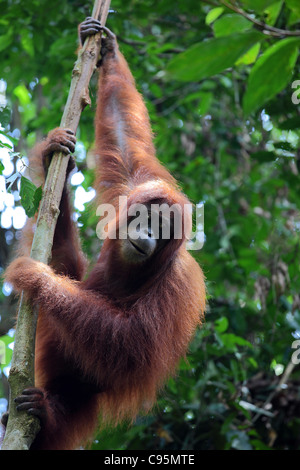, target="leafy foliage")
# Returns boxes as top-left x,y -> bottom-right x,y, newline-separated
166,31 -> 263,81
19,176 -> 42,218
0,0 -> 300,450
